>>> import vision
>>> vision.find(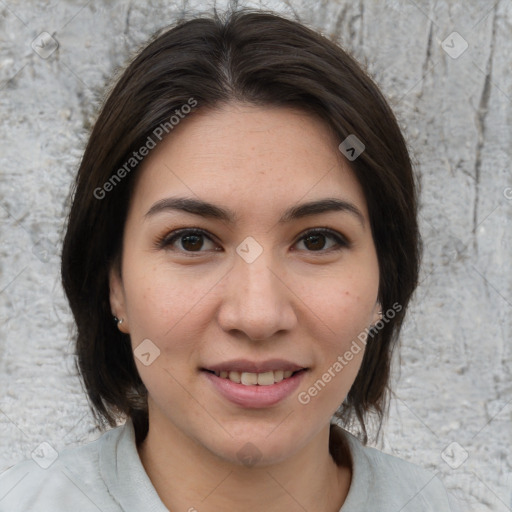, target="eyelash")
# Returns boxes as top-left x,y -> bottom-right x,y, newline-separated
154,227 -> 350,255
